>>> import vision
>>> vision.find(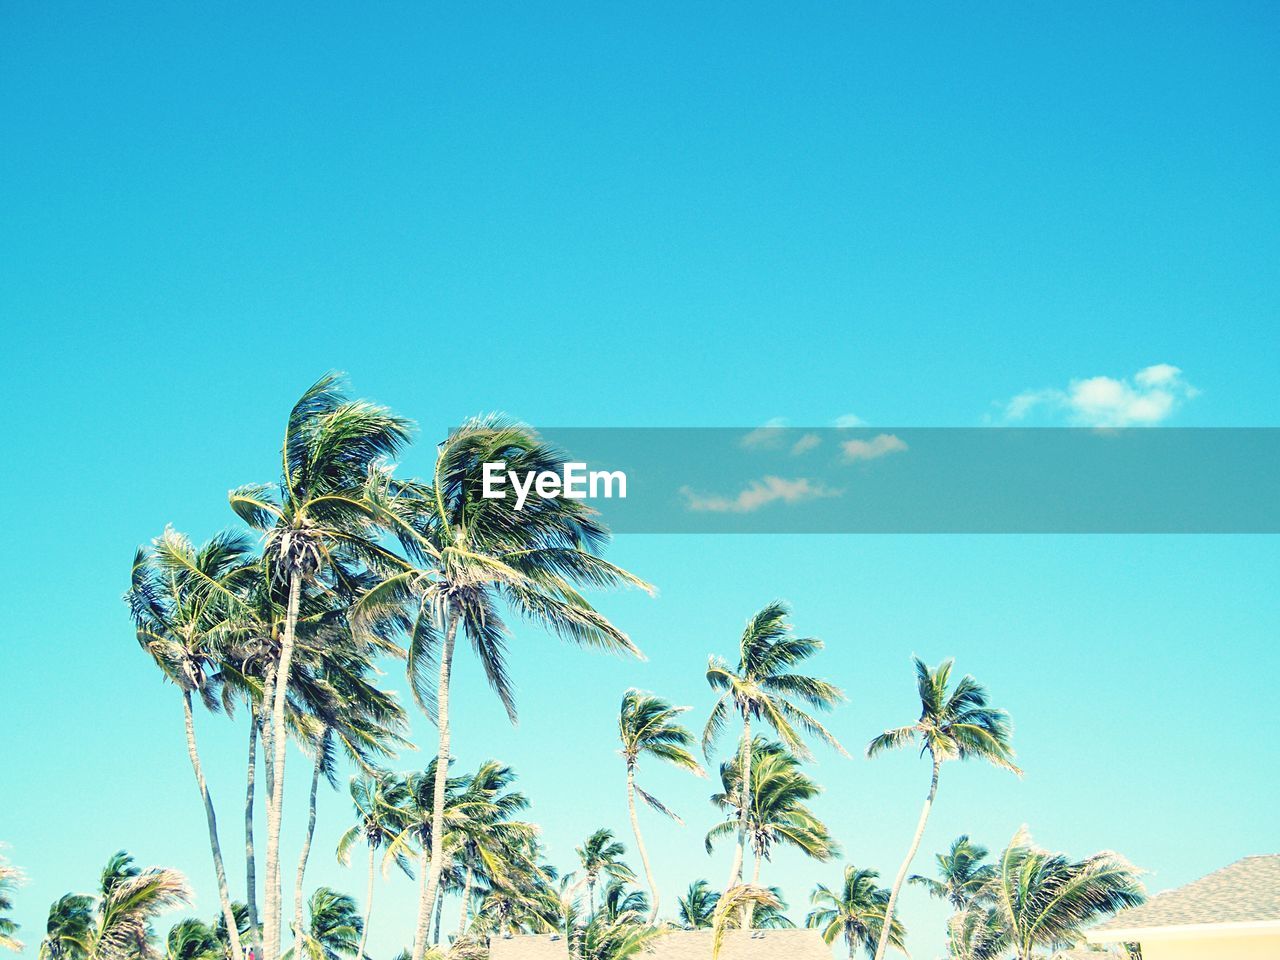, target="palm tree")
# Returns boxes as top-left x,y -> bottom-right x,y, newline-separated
353,417 -> 651,960
230,373 -> 413,960
336,774 -> 411,959
127,528 -> 257,960
866,658 -> 1020,960
983,827 -> 1145,959
165,920 -> 223,960
0,852 -> 22,952
41,852 -> 191,960
290,638 -> 409,942
285,889 -> 362,960
40,896 -> 95,960
806,866 -> 905,959
572,831 -> 635,920
945,904 -> 1004,960
617,690 -> 703,923
747,889 -> 795,930
706,739 -> 838,925
448,762 -> 538,940
909,835 -> 994,911
703,602 -> 846,903
675,881 -> 717,930
709,886 -> 779,960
